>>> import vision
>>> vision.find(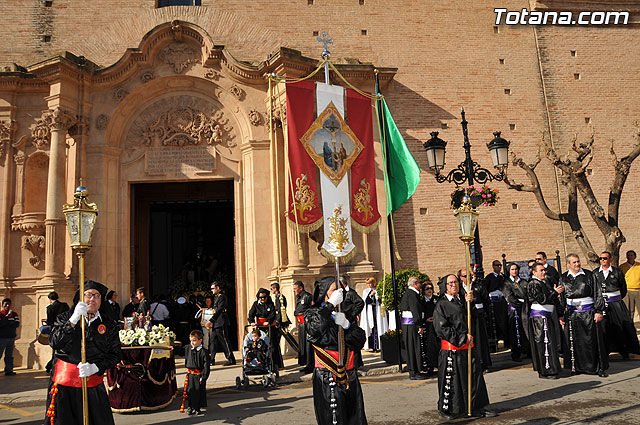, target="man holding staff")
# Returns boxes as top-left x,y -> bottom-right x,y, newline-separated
45,280 -> 121,424
434,274 -> 494,420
